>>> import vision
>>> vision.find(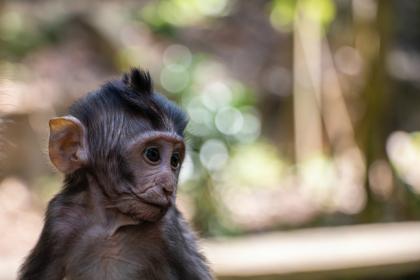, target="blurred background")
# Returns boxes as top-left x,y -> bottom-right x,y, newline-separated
2,0 -> 420,279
